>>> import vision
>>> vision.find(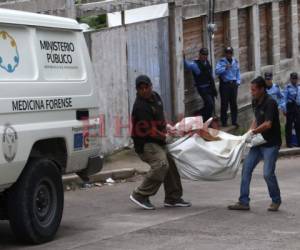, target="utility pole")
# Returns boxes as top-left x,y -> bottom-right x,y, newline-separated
169,1 -> 185,121
207,0 -> 216,71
